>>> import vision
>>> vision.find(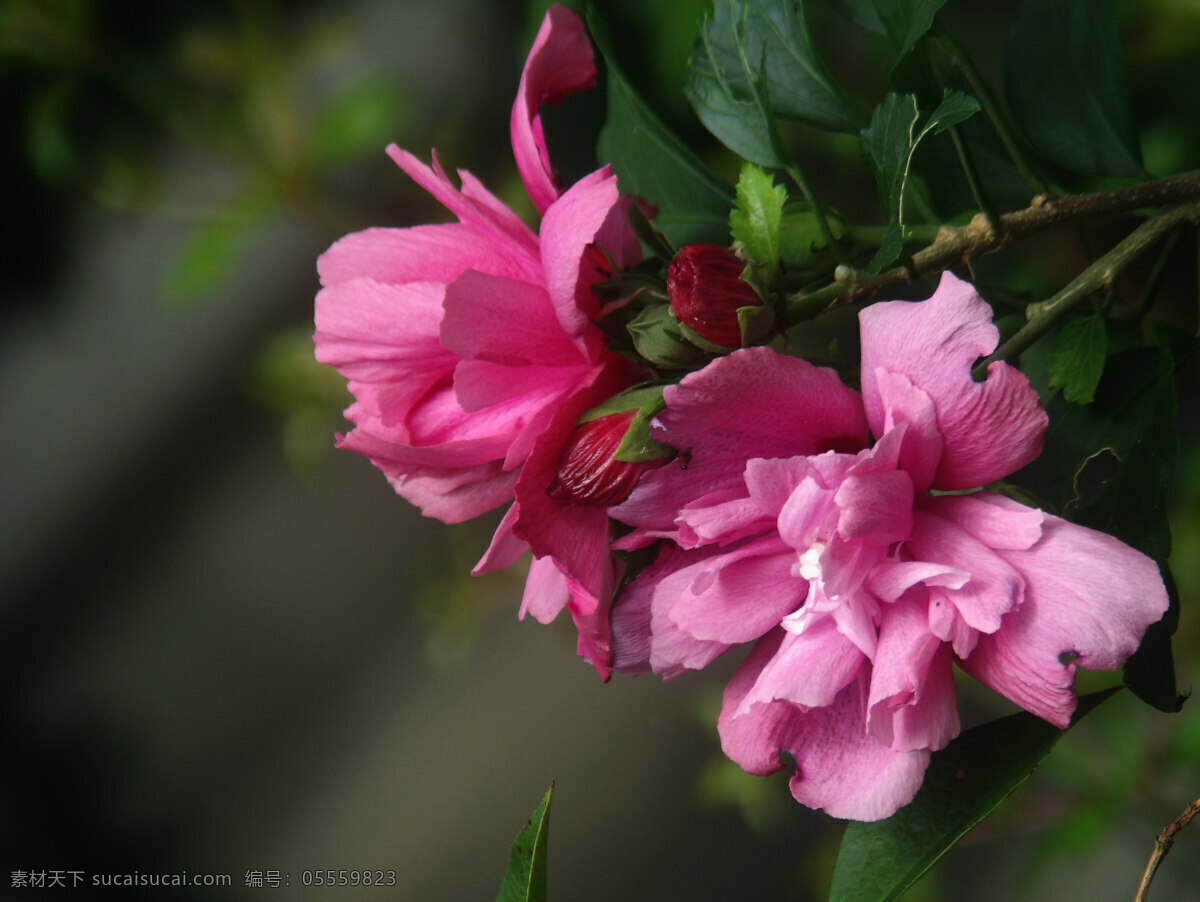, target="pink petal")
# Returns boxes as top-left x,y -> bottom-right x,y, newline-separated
868,592 -> 960,751
390,461 -> 519,523
441,270 -> 583,366
520,554 -> 571,623
614,348 -> 869,531
859,272 -> 1048,490
387,147 -> 539,262
908,508 -> 1026,635
314,278 -> 448,382
473,503 -> 526,574
317,223 -> 538,288
834,467 -> 914,546
719,639 -> 930,821
510,4 -> 597,214
738,618 -> 865,712
923,491 -> 1045,551
669,536 -> 807,643
960,514 -> 1169,727
539,167 -> 629,350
